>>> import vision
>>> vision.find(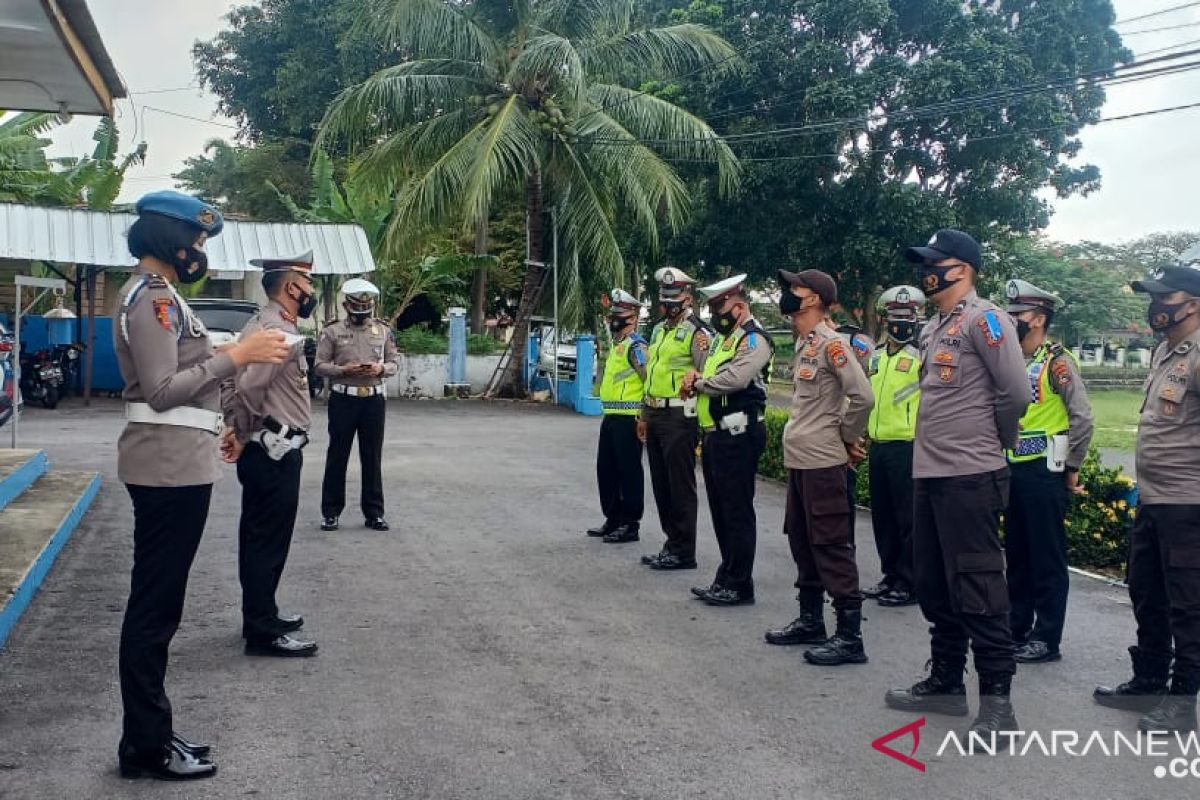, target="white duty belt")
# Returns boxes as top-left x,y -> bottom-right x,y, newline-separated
125,402 -> 223,435
331,383 -> 385,397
